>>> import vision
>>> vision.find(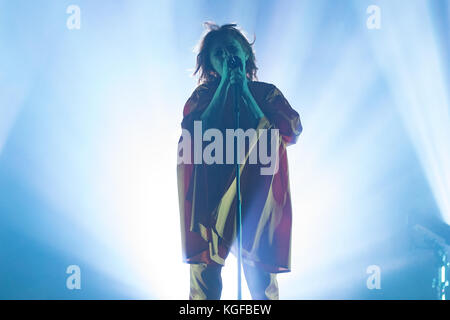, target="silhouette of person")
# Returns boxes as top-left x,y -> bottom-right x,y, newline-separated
177,22 -> 302,300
